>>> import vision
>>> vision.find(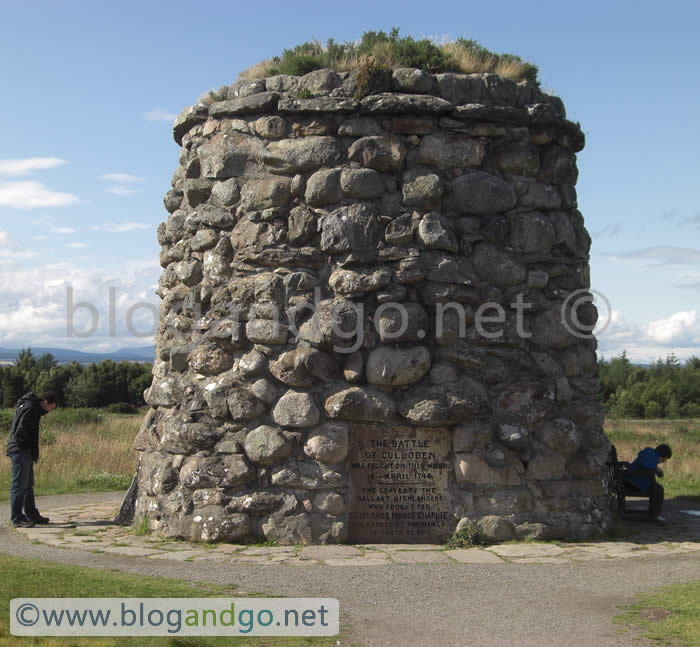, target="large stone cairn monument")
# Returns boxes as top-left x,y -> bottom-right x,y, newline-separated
132,67 -> 613,544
